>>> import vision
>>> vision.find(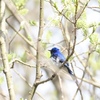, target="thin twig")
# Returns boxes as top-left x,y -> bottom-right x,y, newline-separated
30,65 -> 100,88
75,52 -> 96,82
49,0 -> 74,24
13,69 -> 46,100
73,51 -> 91,99
71,63 -> 83,100
9,58 -> 36,68
76,0 -> 90,21
6,16 -> 35,49
3,0 -> 34,39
